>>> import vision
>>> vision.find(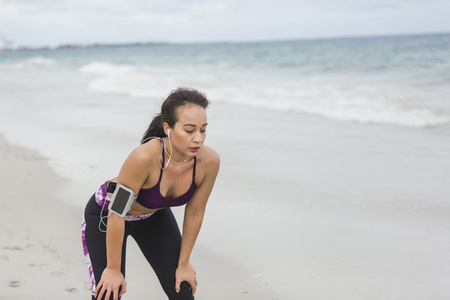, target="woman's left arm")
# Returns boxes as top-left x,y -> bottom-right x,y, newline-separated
175,149 -> 220,295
